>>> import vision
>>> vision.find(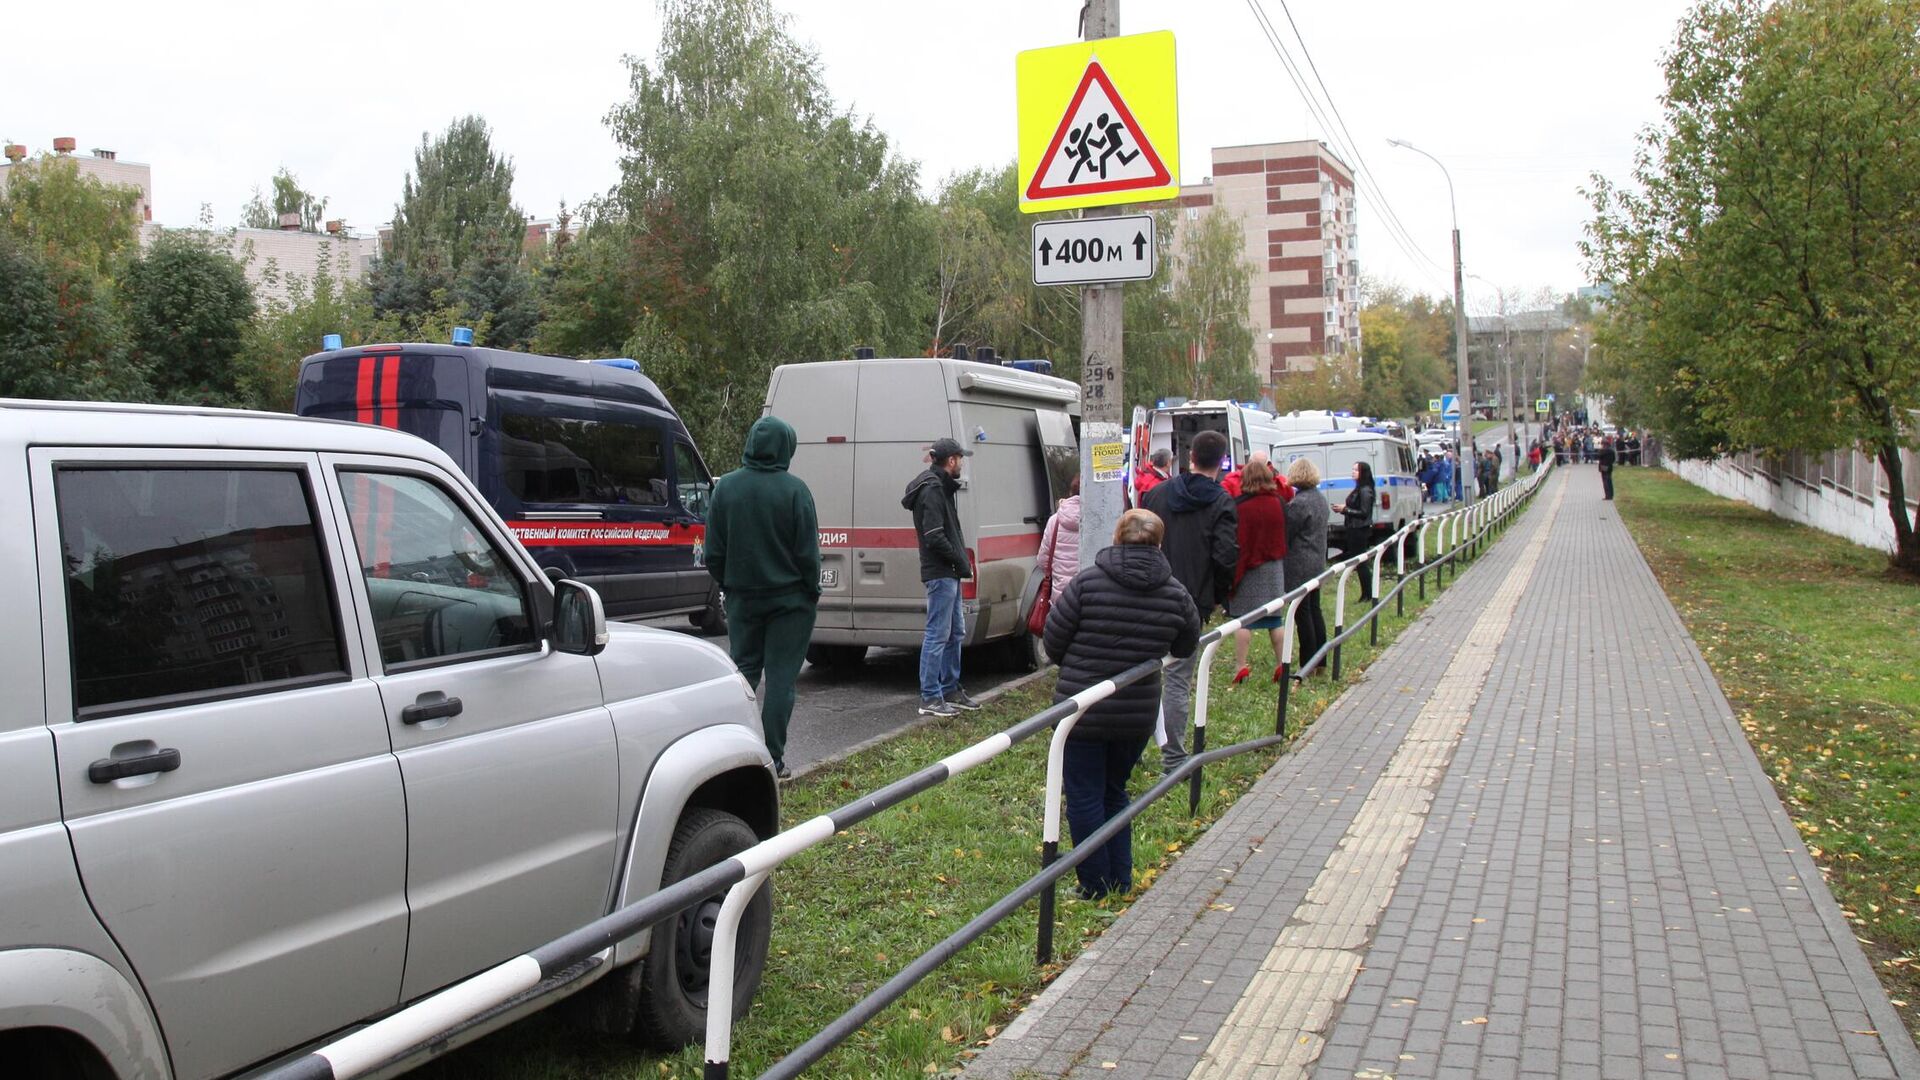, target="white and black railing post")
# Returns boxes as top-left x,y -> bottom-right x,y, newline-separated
702,869 -> 771,1080
1187,635 -> 1227,816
